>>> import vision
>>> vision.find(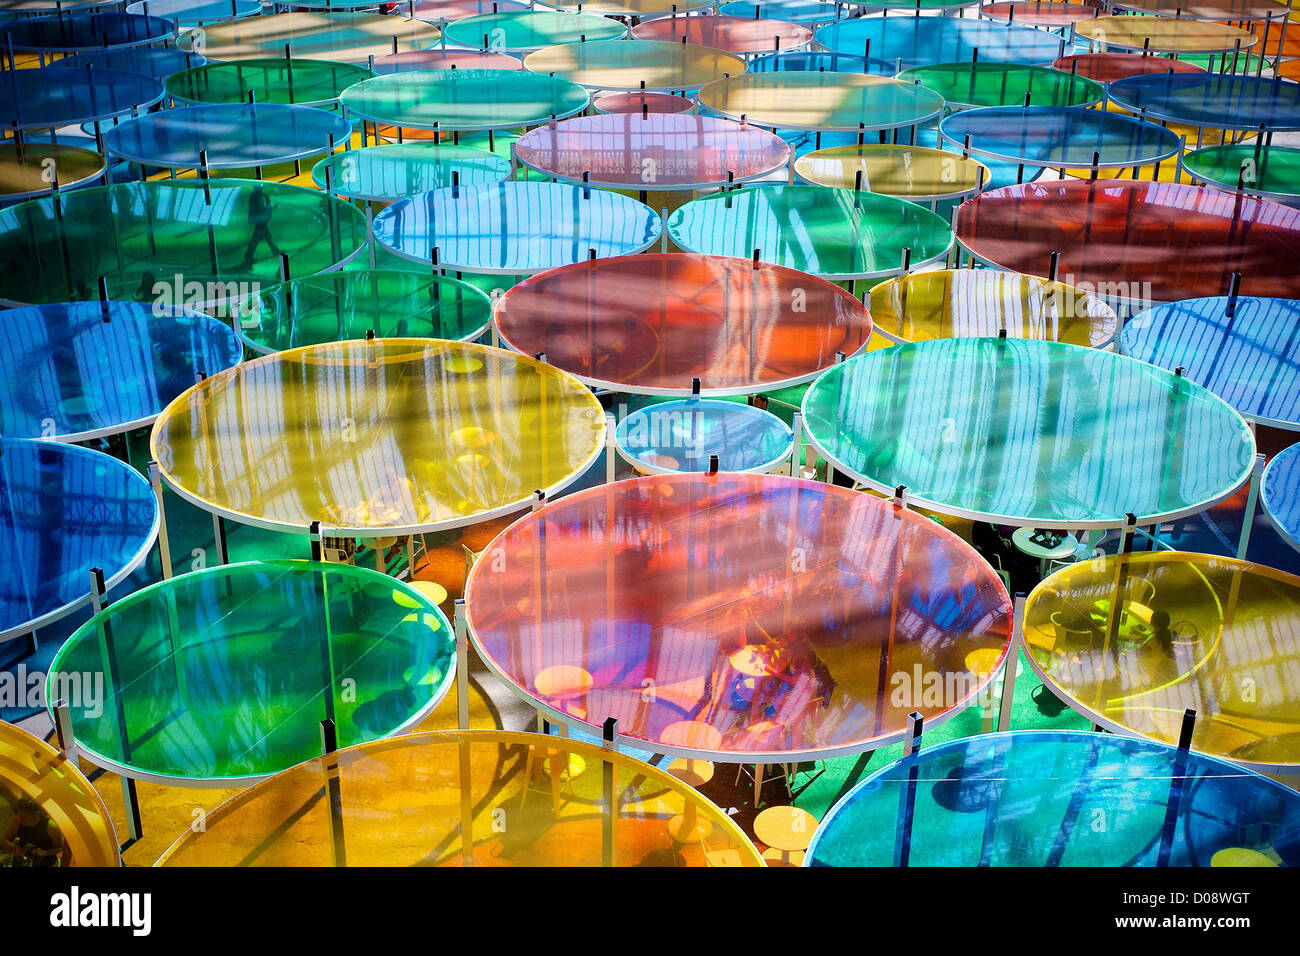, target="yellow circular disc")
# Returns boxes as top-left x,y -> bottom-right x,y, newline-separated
697,72 -> 945,132
155,730 -> 765,866
0,143 -> 104,200
1075,16 -> 1258,53
868,268 -> 1119,347
179,12 -> 442,62
795,144 -> 989,201
0,720 -> 119,867
1024,552 -> 1300,772
150,339 -> 606,536
524,39 -> 746,93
